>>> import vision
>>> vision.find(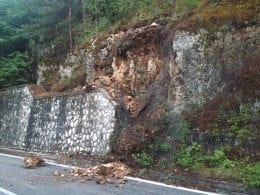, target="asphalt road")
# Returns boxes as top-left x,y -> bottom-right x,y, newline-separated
0,153 -> 218,195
